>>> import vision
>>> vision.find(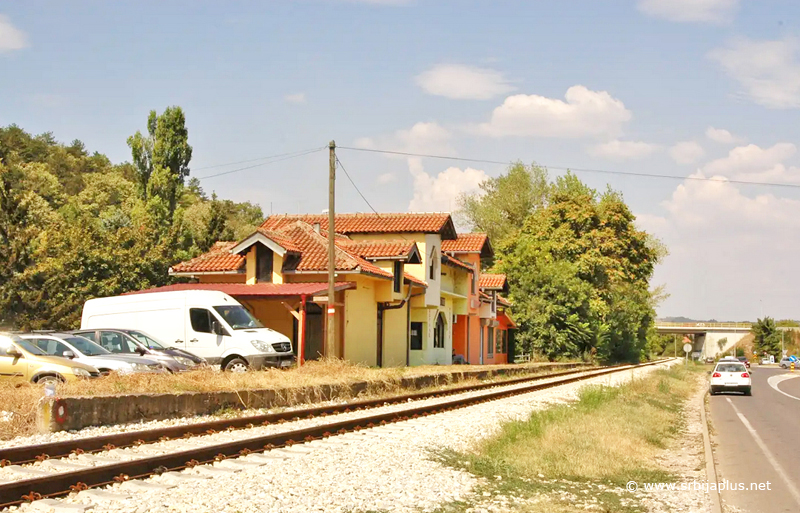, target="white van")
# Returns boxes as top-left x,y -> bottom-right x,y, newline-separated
81,290 -> 293,371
